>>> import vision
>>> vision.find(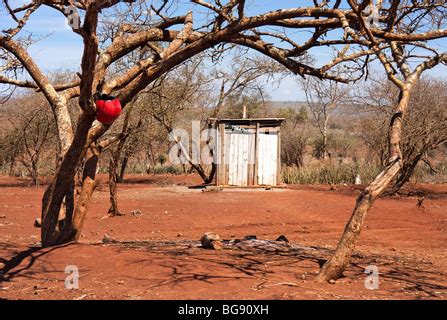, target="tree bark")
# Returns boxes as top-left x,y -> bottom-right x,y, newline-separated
389,152 -> 424,194
316,86 -> 412,282
322,131 -> 328,160
59,143 -> 101,243
108,110 -> 132,216
117,155 -> 128,183
108,156 -> 123,216
41,112 -> 95,247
